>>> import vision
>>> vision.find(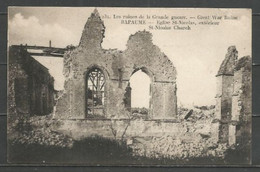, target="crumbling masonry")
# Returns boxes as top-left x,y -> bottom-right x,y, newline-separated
8,46 -> 55,117
53,10 -> 251,148
55,9 -> 177,119
8,10 -> 251,156
215,46 -> 251,146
